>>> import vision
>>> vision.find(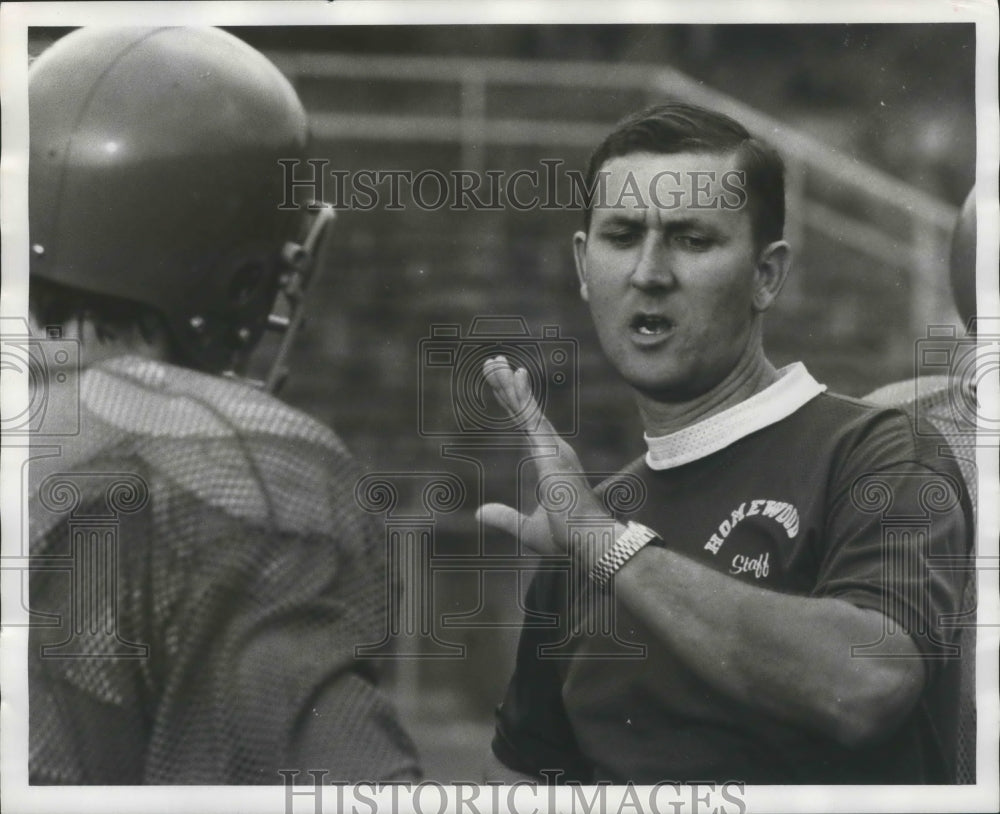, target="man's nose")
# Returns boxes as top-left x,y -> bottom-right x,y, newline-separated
629,234 -> 675,291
